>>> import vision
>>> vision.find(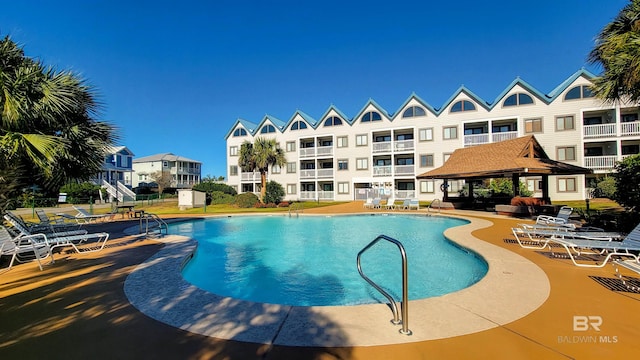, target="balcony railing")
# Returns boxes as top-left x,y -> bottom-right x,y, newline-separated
394,139 -> 415,152
373,165 -> 392,177
317,169 -> 334,178
372,141 -> 392,153
299,191 -> 335,201
394,165 -> 415,176
300,169 -> 316,179
316,145 -> 333,157
464,133 -> 489,146
299,147 -> 315,158
584,123 -> 616,138
621,121 -> 640,136
492,131 -> 518,143
584,155 -> 617,170
241,172 -> 260,181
